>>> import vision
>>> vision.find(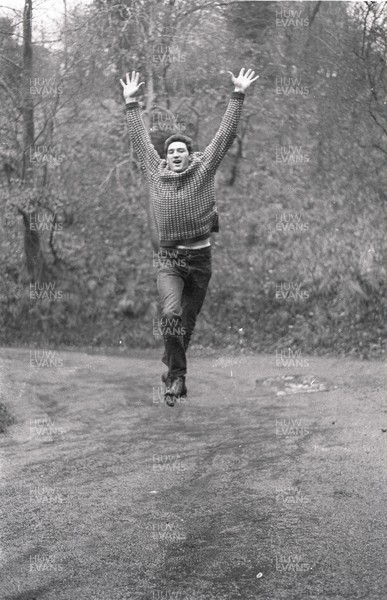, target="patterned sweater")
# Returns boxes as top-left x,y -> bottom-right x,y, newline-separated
125,91 -> 245,247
